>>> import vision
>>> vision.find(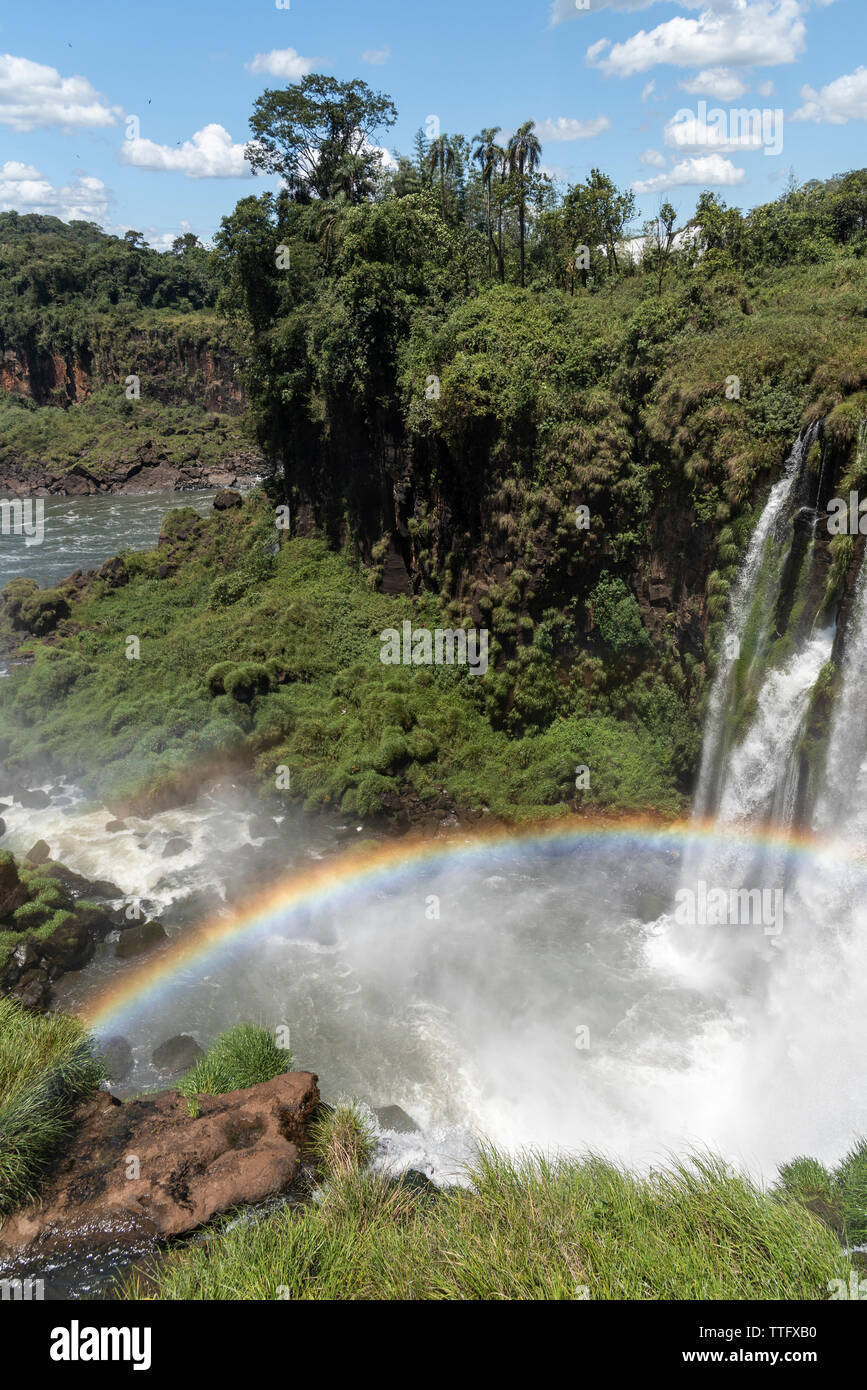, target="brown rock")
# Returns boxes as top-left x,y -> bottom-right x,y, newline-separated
213,488 -> 243,511
0,1071 -> 319,1254
25,839 -> 51,866
97,556 -> 129,588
